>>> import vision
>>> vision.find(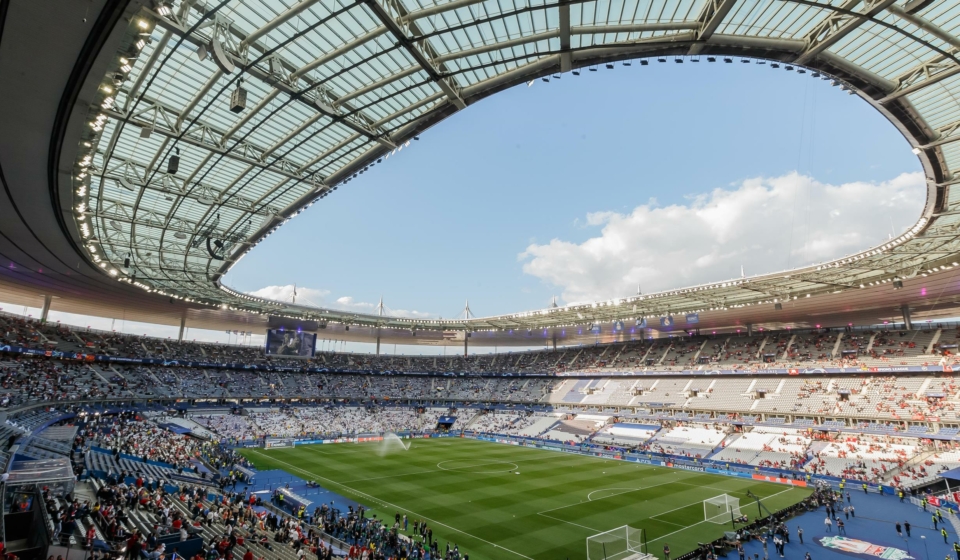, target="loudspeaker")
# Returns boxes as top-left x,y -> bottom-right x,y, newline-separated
893,280 -> 904,289
230,87 -> 247,113
774,302 -> 783,310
